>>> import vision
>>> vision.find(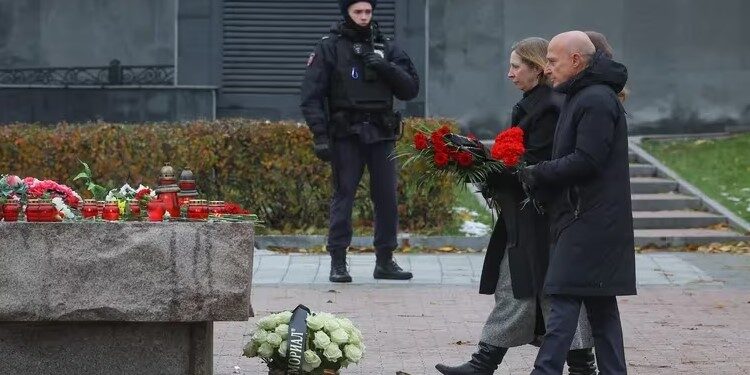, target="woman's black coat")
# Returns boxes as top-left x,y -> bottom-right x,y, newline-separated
479,84 -> 560,298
